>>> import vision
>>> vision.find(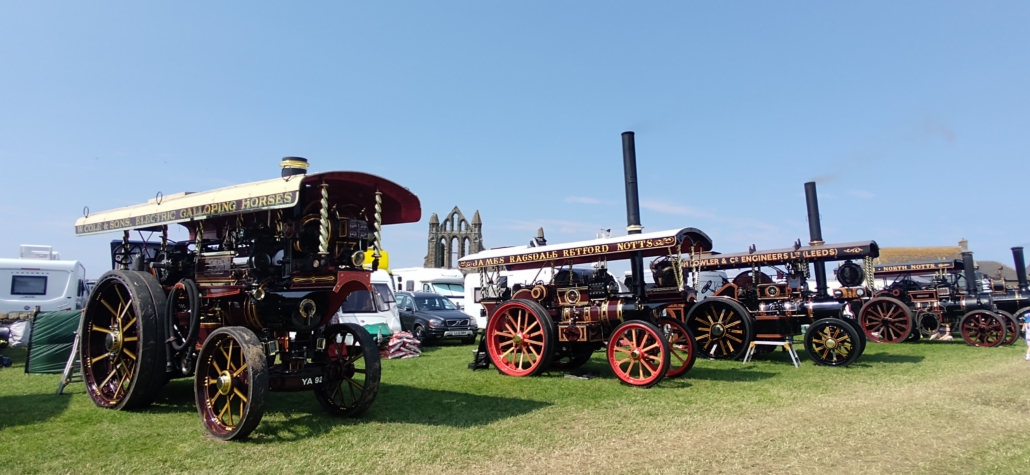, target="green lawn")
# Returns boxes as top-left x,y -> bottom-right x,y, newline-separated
2,339 -> 1028,474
